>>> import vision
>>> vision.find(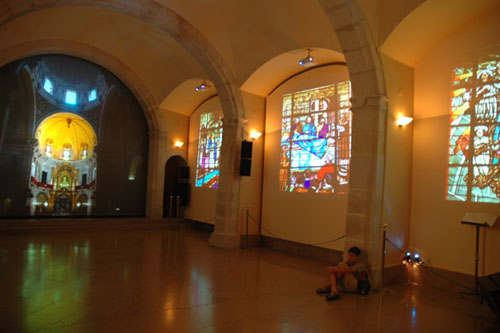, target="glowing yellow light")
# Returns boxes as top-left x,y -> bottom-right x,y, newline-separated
249,131 -> 262,139
396,116 -> 413,127
174,141 -> 184,148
